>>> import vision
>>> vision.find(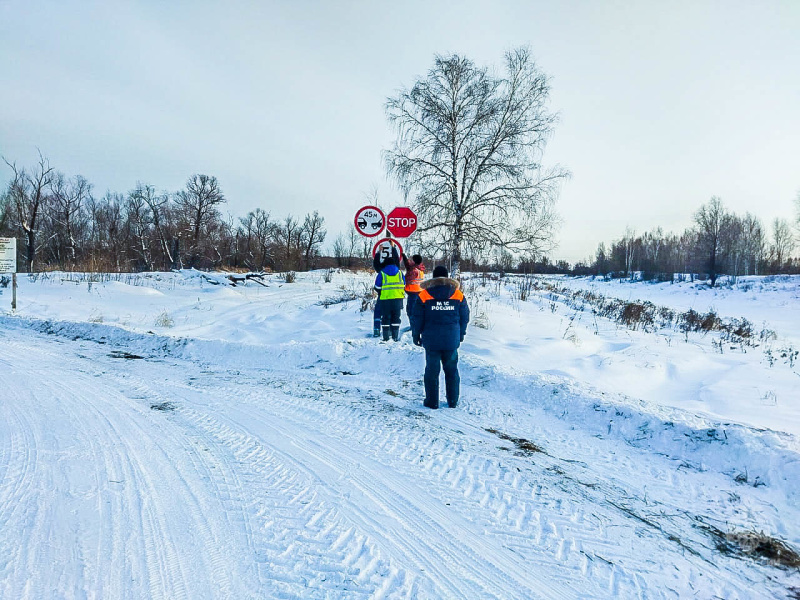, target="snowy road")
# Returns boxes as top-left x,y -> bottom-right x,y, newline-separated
1,317 -> 798,599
